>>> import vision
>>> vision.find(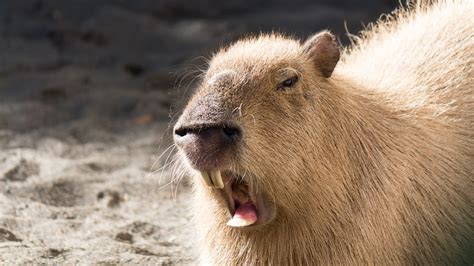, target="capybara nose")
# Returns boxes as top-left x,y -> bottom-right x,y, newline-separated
174,124 -> 241,146
174,124 -> 241,170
